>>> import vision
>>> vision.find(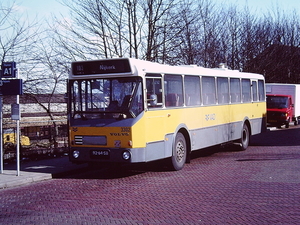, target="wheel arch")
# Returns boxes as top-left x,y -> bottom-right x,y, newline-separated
243,118 -> 252,136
